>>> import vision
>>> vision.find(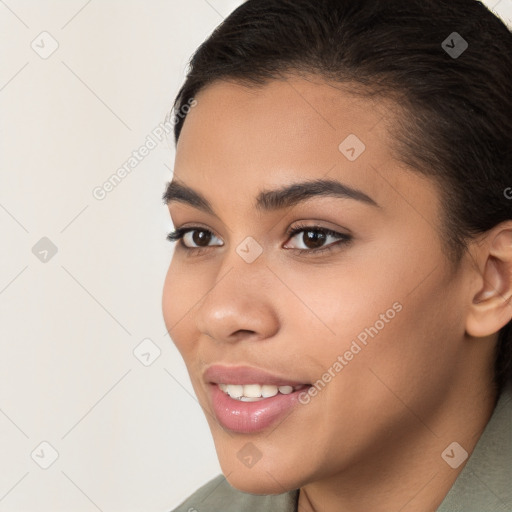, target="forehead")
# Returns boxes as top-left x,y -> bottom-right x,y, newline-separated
176,75 -> 392,169
173,75 -> 438,220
